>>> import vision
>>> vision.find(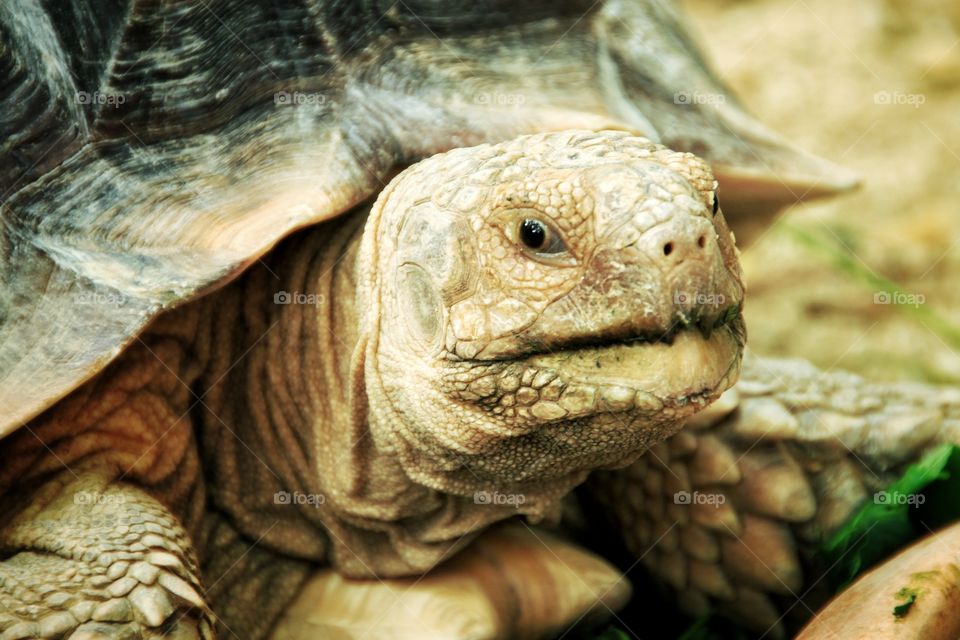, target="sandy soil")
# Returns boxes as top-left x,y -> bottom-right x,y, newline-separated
683,0 -> 960,384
